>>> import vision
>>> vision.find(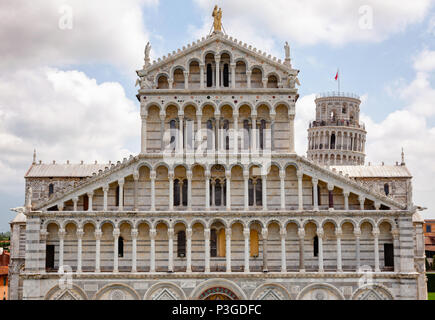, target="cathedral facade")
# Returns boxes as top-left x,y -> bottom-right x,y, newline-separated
8,19 -> 427,300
